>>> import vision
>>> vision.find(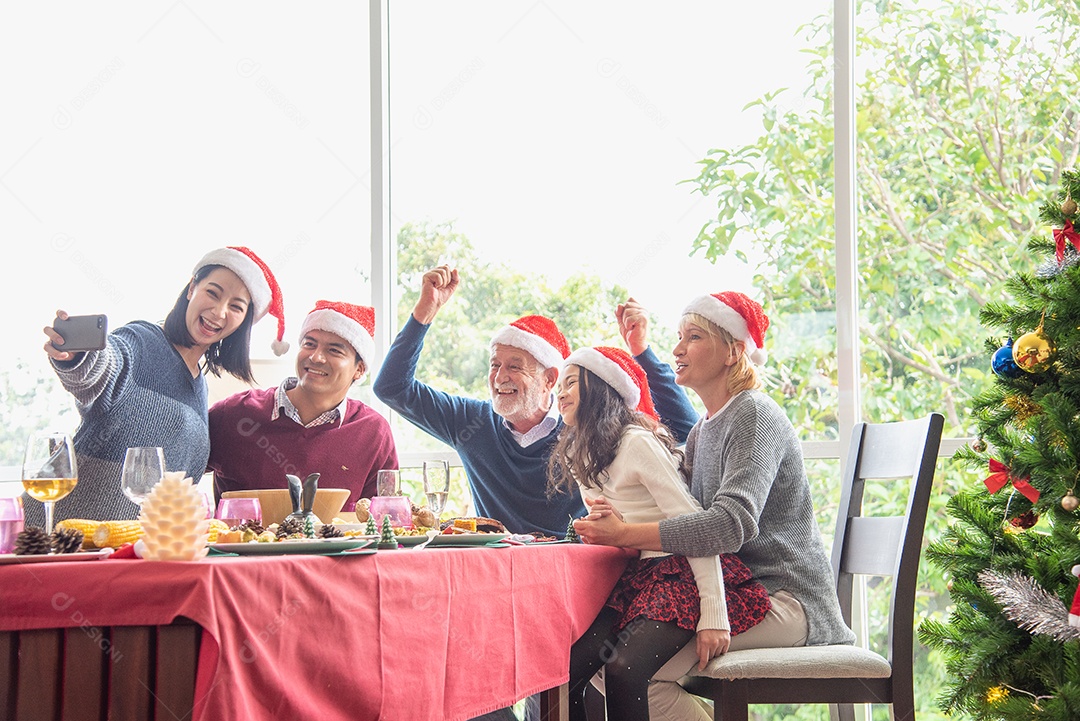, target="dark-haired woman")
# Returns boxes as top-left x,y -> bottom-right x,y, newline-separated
548,346 -> 769,721
30,247 -> 287,526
